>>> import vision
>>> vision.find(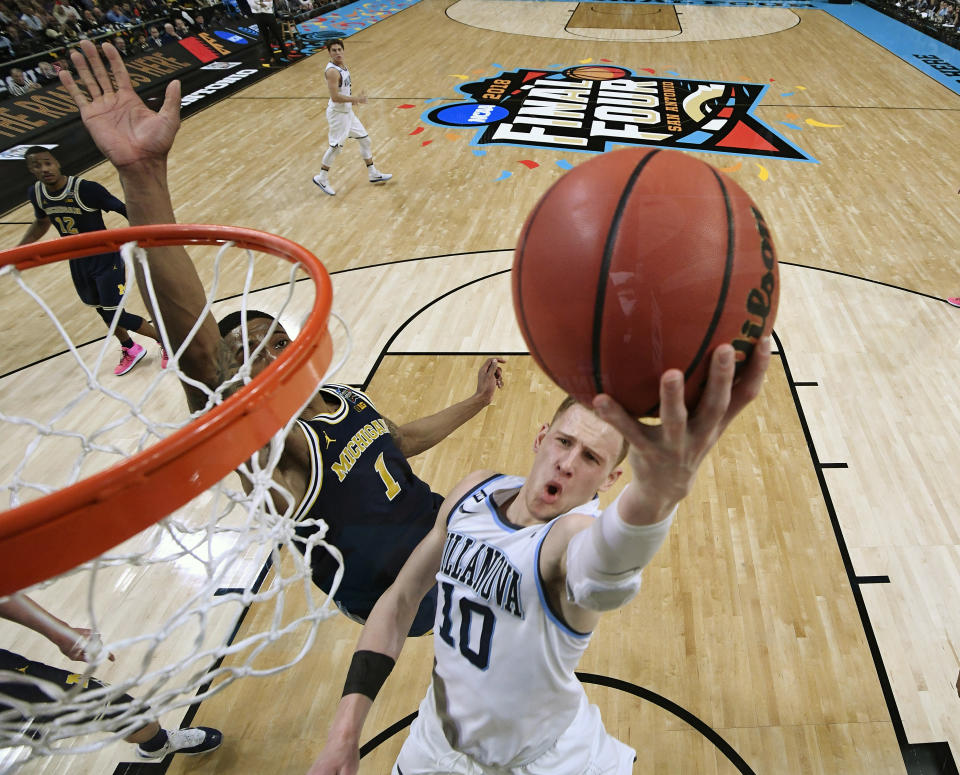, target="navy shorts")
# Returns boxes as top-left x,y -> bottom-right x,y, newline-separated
68,251 -> 127,309
337,584 -> 439,638
0,648 -> 139,728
